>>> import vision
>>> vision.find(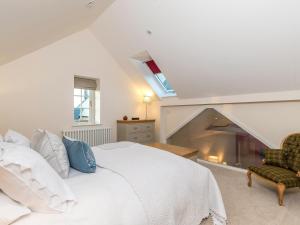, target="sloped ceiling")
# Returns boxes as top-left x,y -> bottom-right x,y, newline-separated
0,0 -> 115,65
90,0 -> 300,98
